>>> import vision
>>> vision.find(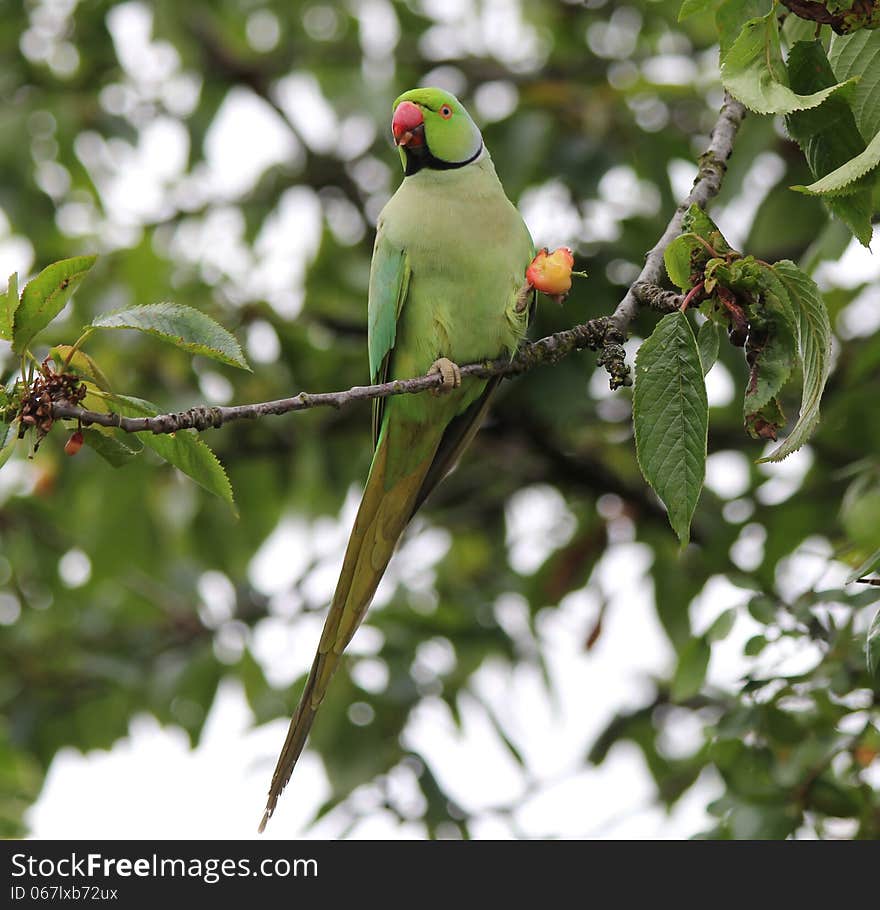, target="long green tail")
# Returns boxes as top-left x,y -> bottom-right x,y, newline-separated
259,431 -> 437,831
